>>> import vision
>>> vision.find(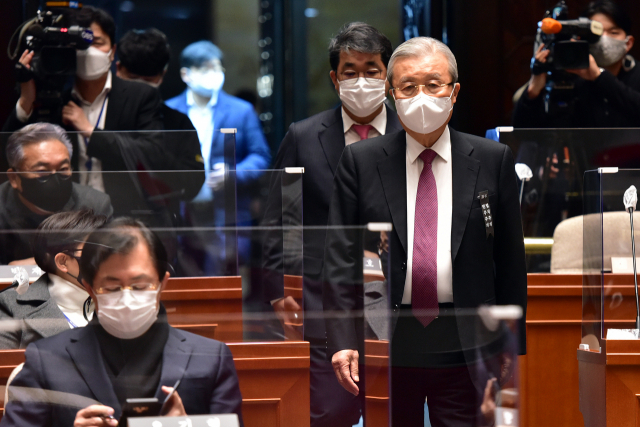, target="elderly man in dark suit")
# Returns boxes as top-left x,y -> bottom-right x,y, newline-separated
1,218 -> 243,427
323,37 -> 527,426
0,123 -> 113,265
262,22 -> 402,427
